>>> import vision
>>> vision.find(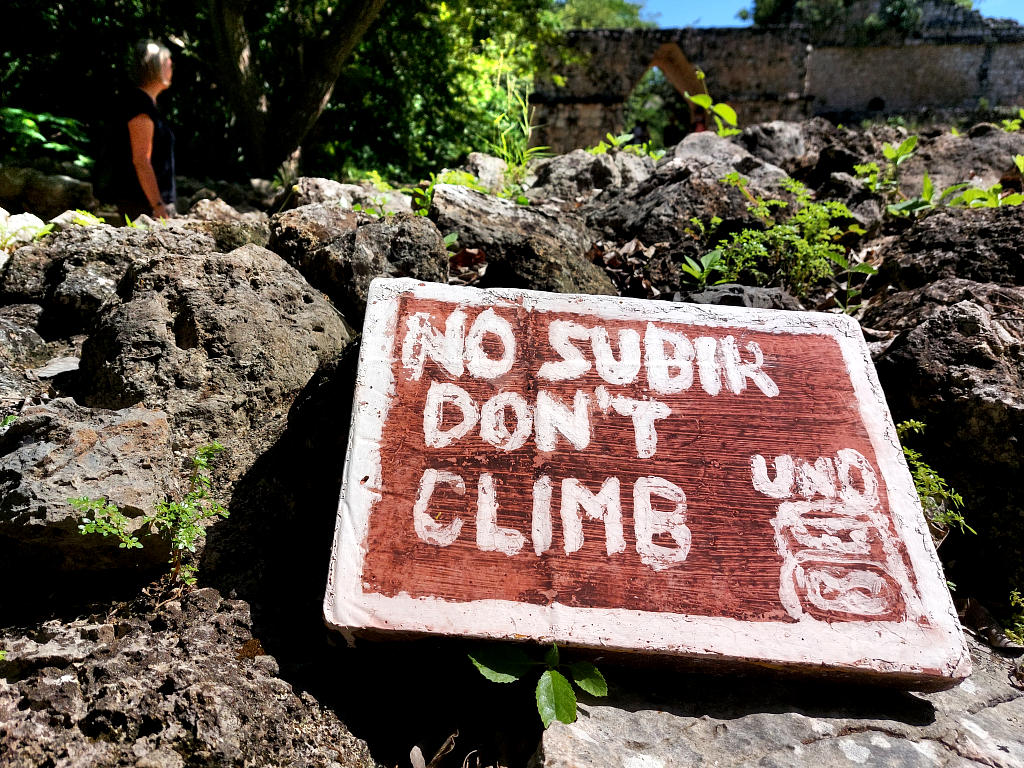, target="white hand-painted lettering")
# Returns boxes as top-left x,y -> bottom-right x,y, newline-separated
413,469 -> 464,546
480,391 -> 533,451
535,389 -> 592,451
476,472 -> 526,556
465,308 -> 516,379
423,382 -> 478,448
633,476 -> 691,571
538,320 -> 592,381
560,477 -> 625,556
402,310 -> 466,380
591,326 -> 642,385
